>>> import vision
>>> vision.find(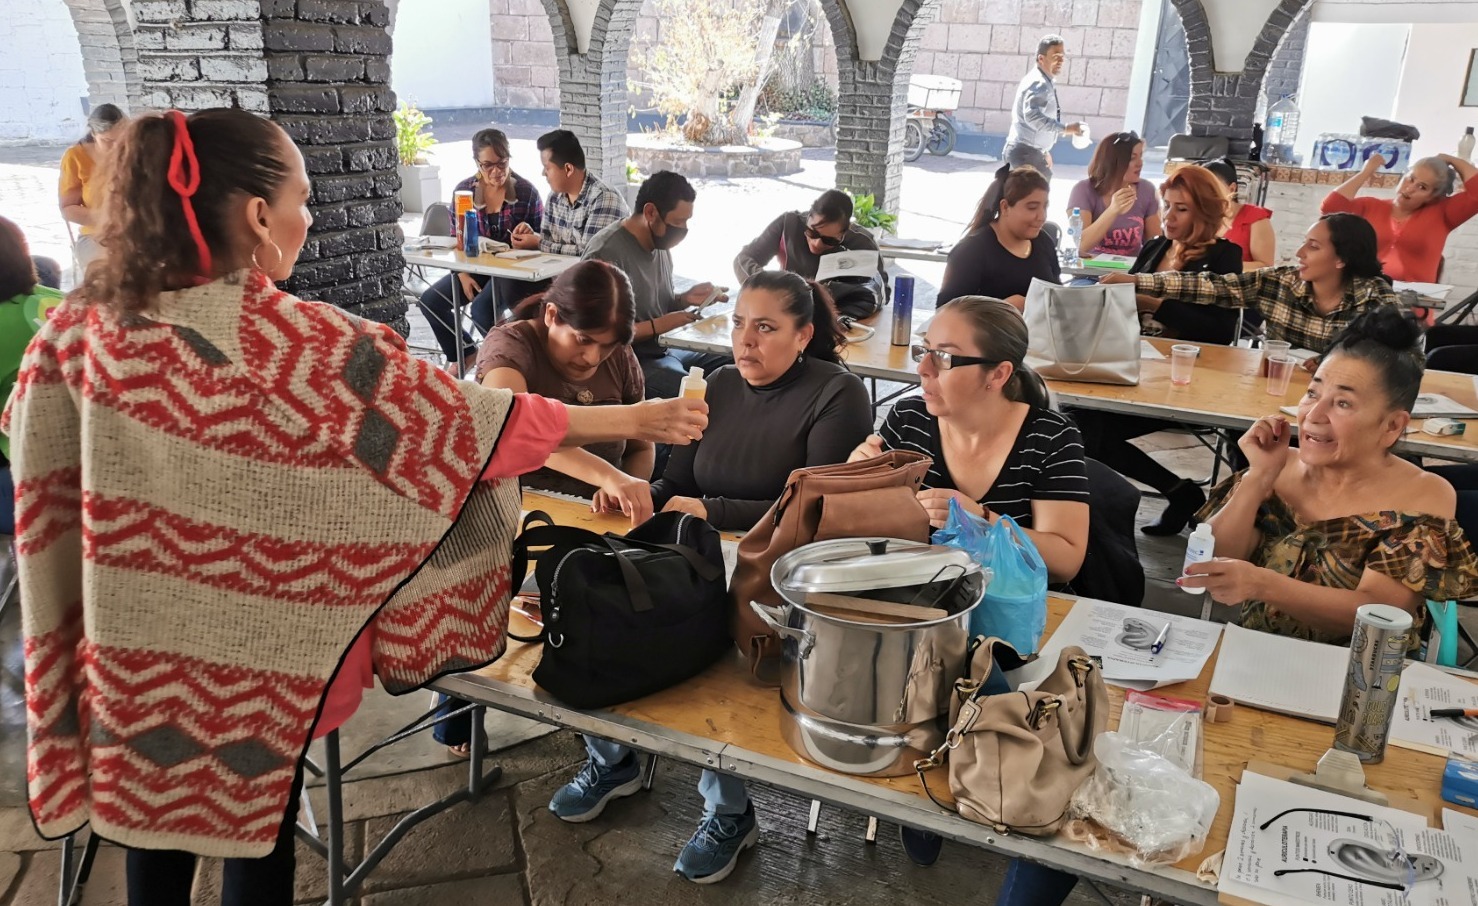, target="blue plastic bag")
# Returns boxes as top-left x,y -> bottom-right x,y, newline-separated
931,498 -> 1048,654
